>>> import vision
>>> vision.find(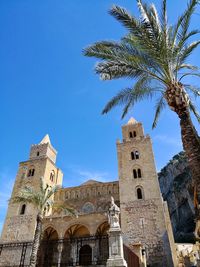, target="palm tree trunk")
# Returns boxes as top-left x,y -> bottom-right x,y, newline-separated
179,110 -> 200,216
166,83 -> 200,215
29,214 -> 43,267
